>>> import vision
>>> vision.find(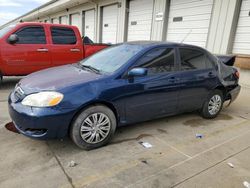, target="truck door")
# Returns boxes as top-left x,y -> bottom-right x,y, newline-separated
1,25 -> 51,75
49,26 -> 83,66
